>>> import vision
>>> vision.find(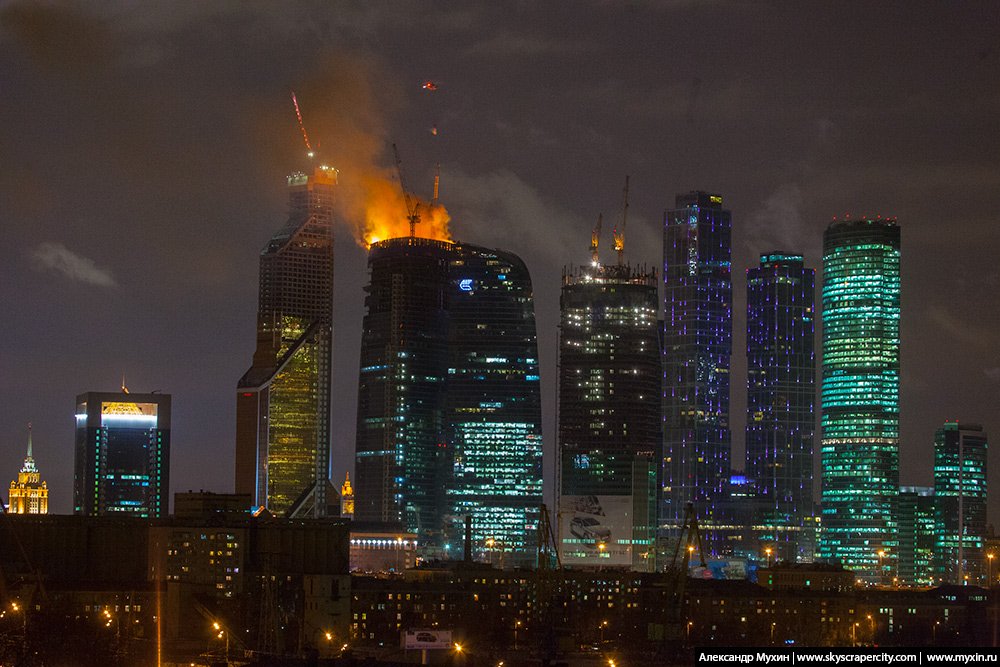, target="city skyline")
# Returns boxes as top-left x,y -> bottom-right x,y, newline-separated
2,3 -> 999,522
